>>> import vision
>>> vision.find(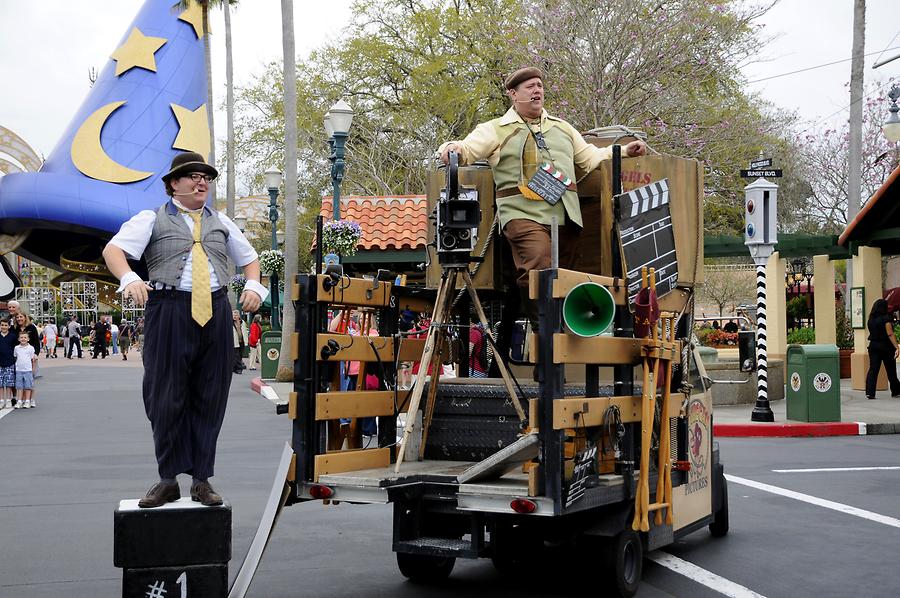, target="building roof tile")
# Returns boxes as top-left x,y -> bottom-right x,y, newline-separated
319,196 -> 428,251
